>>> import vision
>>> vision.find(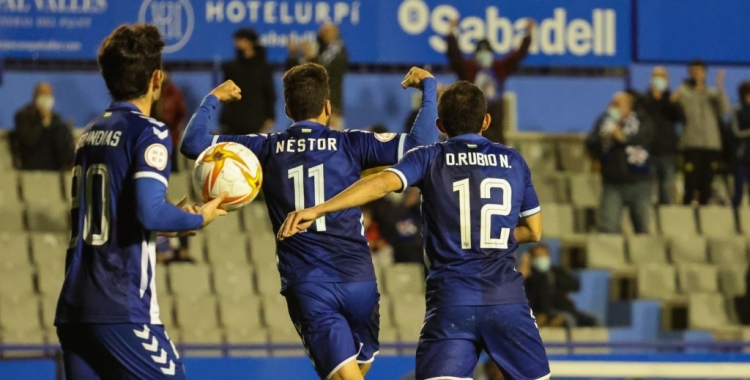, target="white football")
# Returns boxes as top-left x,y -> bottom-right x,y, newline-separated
192,142 -> 263,212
